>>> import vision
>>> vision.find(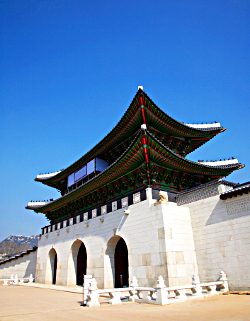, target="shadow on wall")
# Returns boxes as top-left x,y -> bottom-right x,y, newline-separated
206,198 -> 250,226
24,258 -> 36,278
0,250 -> 37,279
